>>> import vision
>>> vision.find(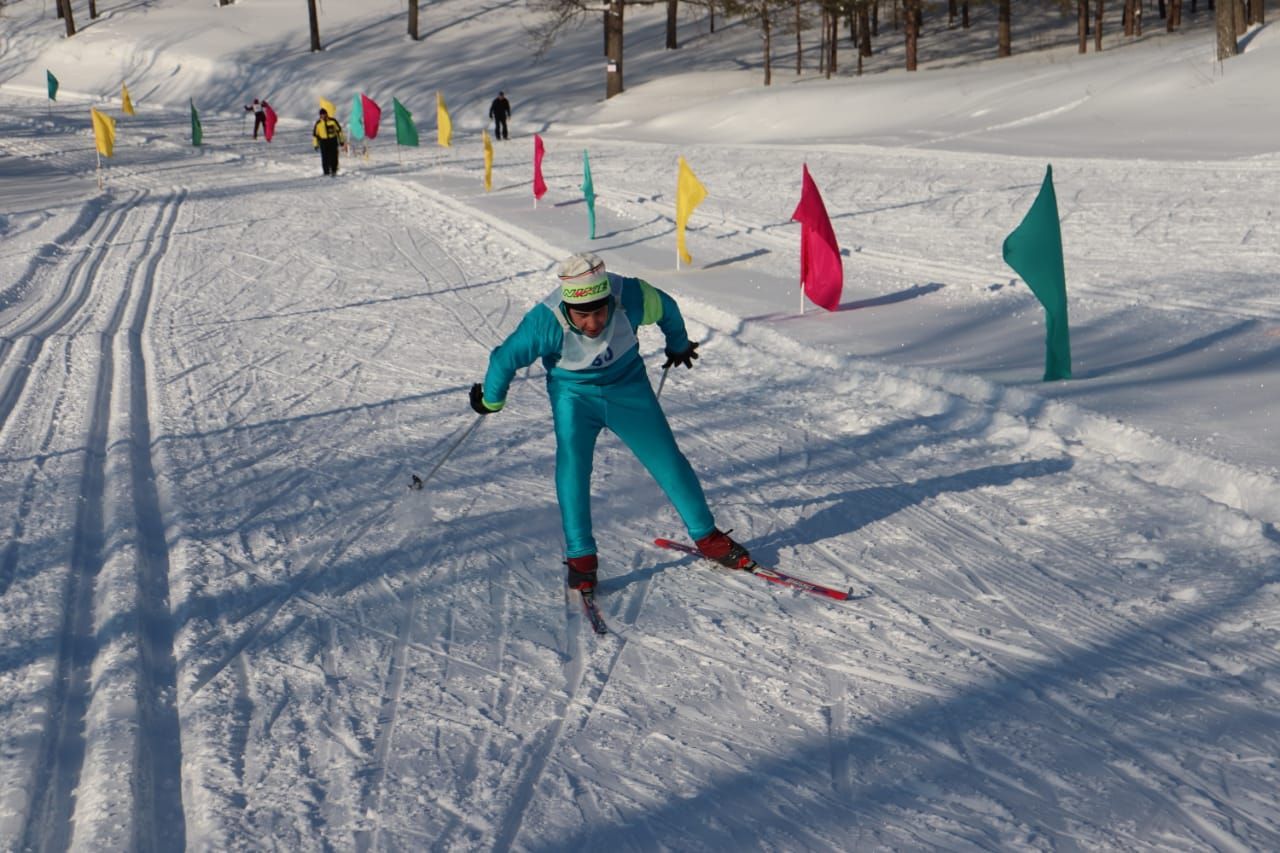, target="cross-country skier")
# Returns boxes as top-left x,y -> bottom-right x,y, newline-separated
469,252 -> 752,592
312,108 -> 345,177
